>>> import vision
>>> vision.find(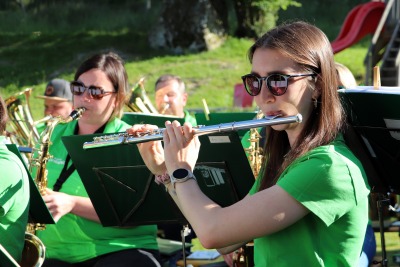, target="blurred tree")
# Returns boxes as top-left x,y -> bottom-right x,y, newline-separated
148,0 -> 226,53
149,0 -> 301,52
237,0 -> 301,38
